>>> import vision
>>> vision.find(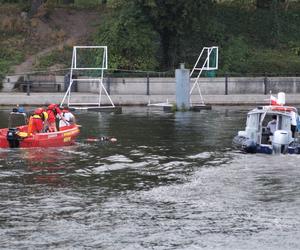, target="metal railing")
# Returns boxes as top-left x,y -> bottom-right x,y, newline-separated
2,71 -> 300,96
